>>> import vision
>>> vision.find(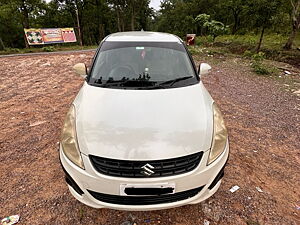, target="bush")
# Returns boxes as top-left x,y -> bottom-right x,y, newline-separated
42,46 -> 56,52
251,62 -> 272,75
251,52 -> 265,61
195,36 -> 214,46
4,48 -> 20,53
206,35 -> 215,43
187,46 -> 202,55
250,51 -> 277,75
243,50 -> 254,58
